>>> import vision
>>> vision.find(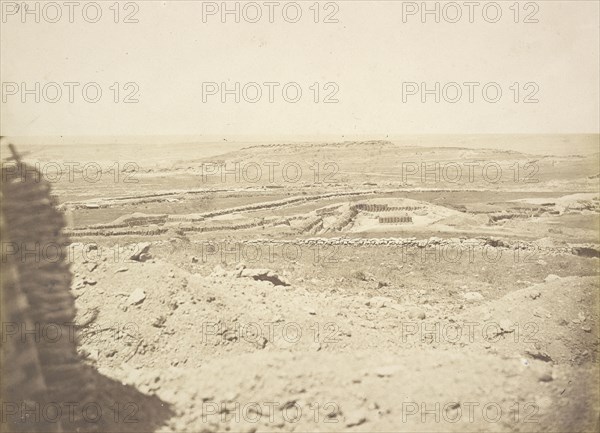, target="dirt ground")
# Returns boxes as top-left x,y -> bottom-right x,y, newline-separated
6,140 -> 600,432
69,241 -> 599,432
